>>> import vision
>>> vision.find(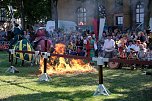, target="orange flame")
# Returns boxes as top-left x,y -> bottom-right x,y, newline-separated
39,43 -> 96,75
